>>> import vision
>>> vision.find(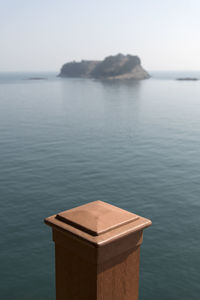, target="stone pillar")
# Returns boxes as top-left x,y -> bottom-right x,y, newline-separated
44,200 -> 151,300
